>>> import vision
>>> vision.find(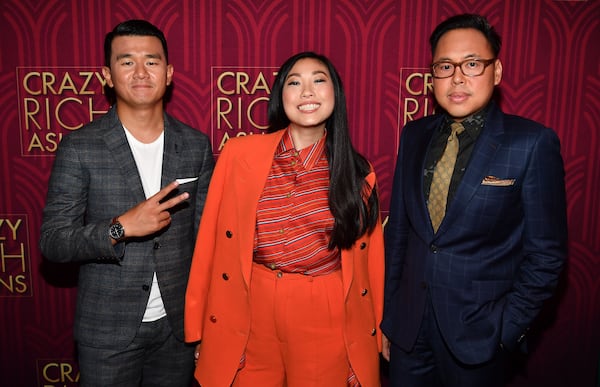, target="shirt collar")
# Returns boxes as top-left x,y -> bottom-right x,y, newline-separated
442,104 -> 488,137
276,127 -> 327,170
